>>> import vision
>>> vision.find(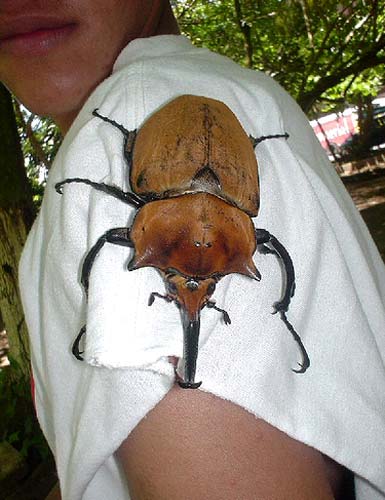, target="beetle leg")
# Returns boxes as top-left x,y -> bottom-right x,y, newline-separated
92,108 -> 130,136
206,301 -> 231,325
57,109 -> 139,205
255,228 -> 295,311
255,228 -> 310,373
279,313 -> 310,373
249,132 -> 289,148
55,178 -> 145,208
148,292 -> 173,306
71,227 -> 133,363
257,243 -> 278,257
72,325 -> 86,361
81,227 -> 133,295
92,109 -> 137,173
